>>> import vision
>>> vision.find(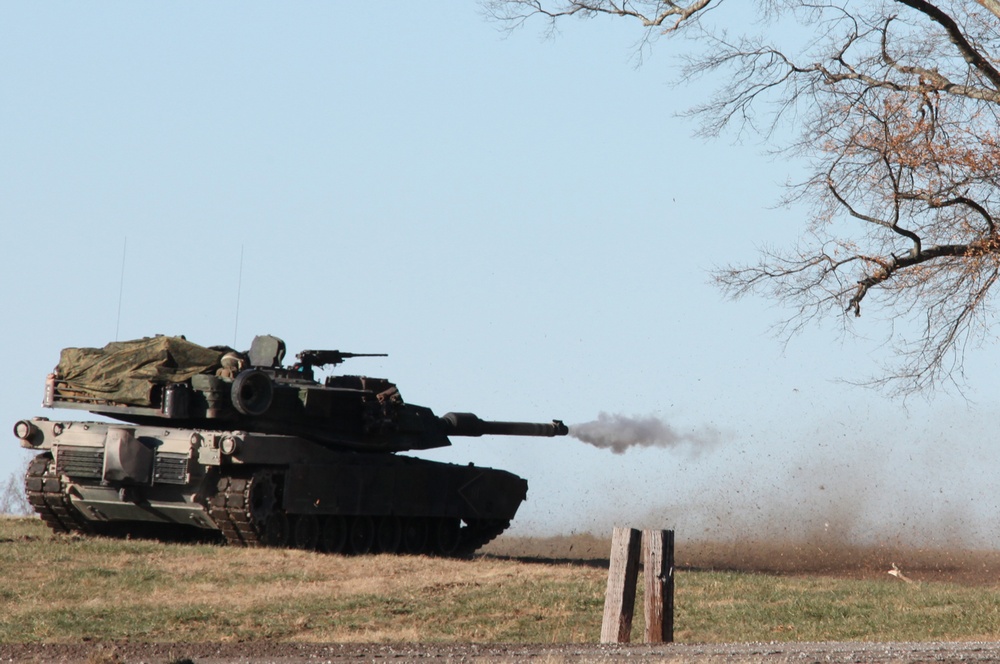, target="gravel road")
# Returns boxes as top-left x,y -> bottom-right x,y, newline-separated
5,641 -> 1000,663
